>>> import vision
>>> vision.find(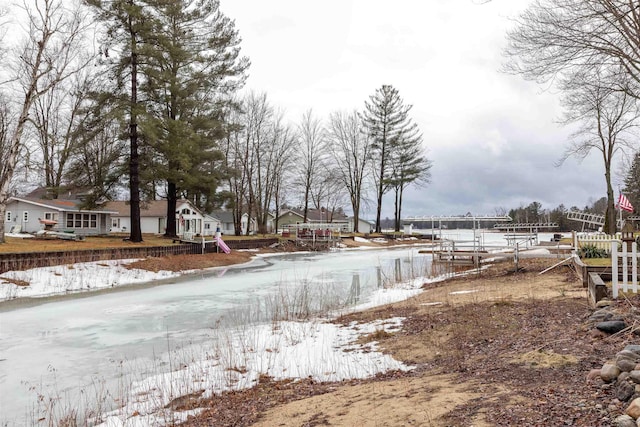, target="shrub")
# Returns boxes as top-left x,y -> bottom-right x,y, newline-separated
578,244 -> 610,259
